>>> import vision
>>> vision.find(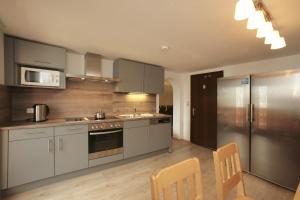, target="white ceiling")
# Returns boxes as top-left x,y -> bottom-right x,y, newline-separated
0,0 -> 300,72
